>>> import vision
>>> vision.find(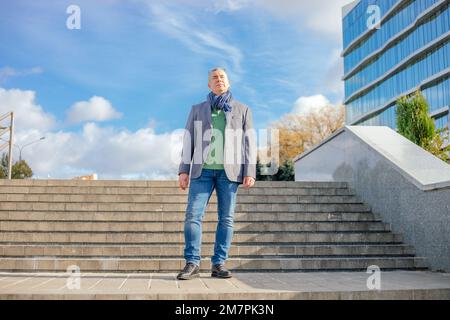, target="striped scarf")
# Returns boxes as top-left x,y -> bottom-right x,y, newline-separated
207,91 -> 233,112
